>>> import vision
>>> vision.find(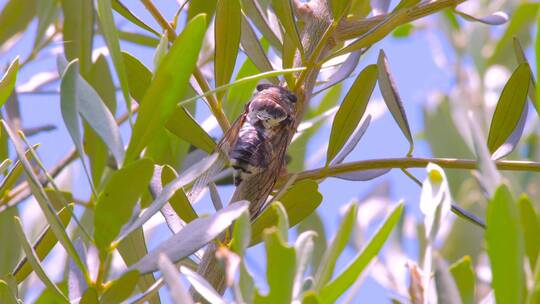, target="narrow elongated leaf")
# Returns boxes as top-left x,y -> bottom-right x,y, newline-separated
240,14 -> 275,77
180,266 -> 225,304
13,217 -> 68,302
293,231 -> 316,299
329,0 -> 351,20
61,0 -> 94,75
377,50 -> 413,155
112,0 -> 160,36
250,180 -> 323,245
320,203 -> 403,303
255,227 -> 296,304
0,0 -> 36,46
486,185 -> 524,304
224,53 -> 261,120
241,0 -> 282,48
487,63 -> 531,154
334,169 -> 390,181
130,200 -> 249,273
0,207 -> 21,277
94,158 -> 153,251
125,15 -> 206,164
152,33 -> 168,70
165,107 -> 216,154
13,205 -> 73,283
0,58 -> 19,109
314,204 -> 358,291
270,0 -> 303,56
97,0 -> 132,116
450,256 -> 476,304
119,30 -> 160,47
158,255 -> 194,304
0,280 -> 17,304
492,102 -> 528,160
231,211 -> 251,255
121,51 -> 152,103
434,257 -> 462,304
513,38 -> 537,113
331,115 -> 372,165
187,0 -> 217,24
326,65 -> 377,165
536,15 -> 540,117
518,195 -> 540,270
454,10 -> 508,25
215,0 -> 241,91
161,165 -> 198,224
100,270 -> 140,304
314,51 -> 362,95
